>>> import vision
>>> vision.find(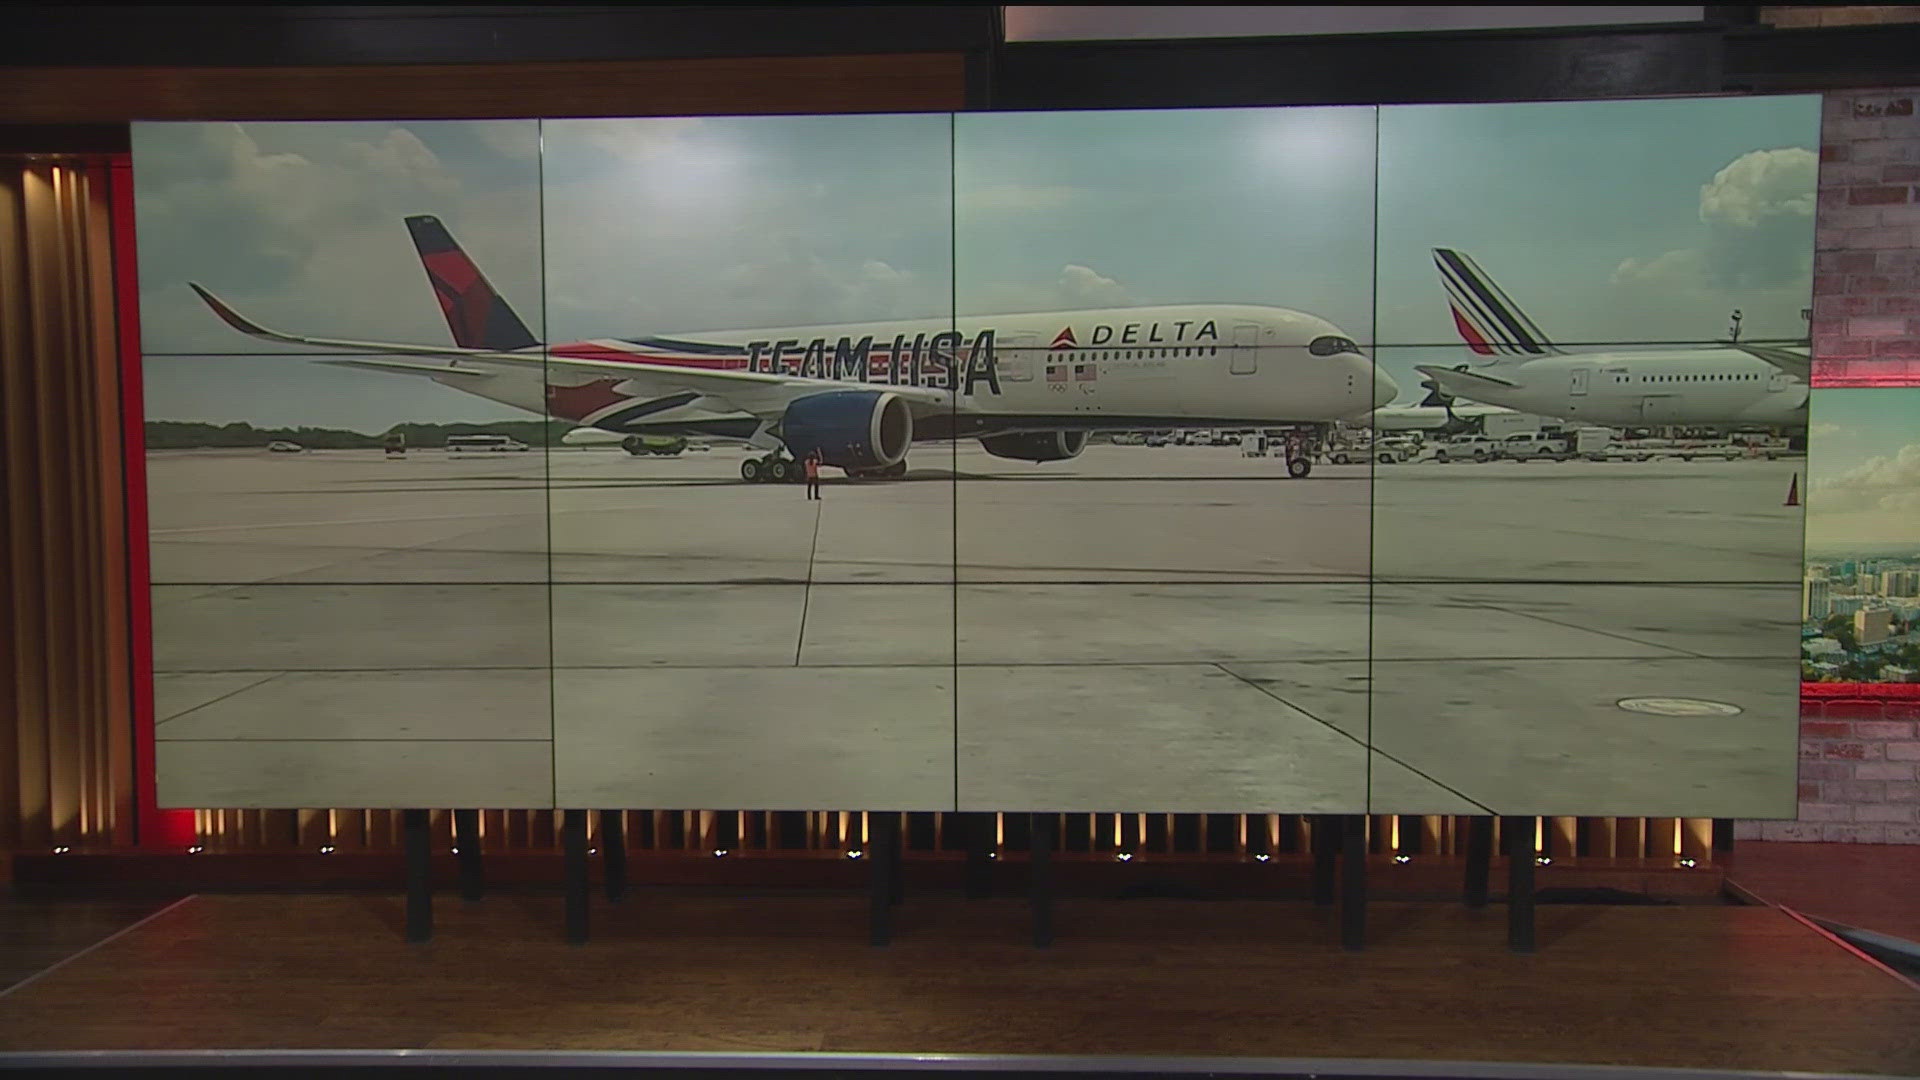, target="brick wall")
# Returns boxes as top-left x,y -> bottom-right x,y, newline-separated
1748,698 -> 1920,843
1737,87 -> 1920,844
1812,89 -> 1920,384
